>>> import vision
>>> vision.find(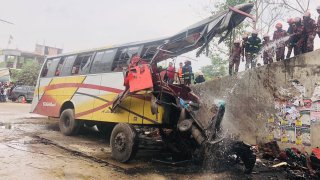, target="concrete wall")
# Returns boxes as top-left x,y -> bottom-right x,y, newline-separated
191,49 -> 320,152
